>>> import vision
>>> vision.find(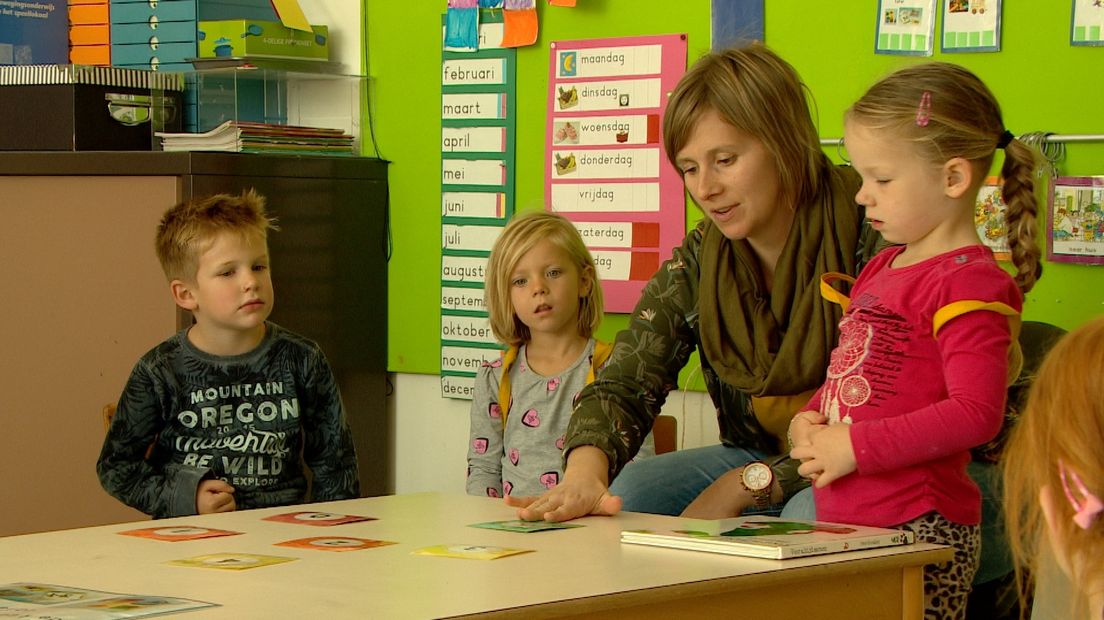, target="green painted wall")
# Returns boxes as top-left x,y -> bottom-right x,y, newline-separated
366,3 -> 1103,377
